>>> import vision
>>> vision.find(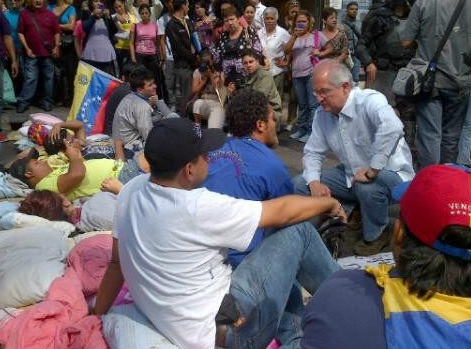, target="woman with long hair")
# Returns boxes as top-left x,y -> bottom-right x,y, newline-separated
81,0 -> 118,76
112,0 -> 137,76
129,3 -> 167,102
284,9 -> 326,142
